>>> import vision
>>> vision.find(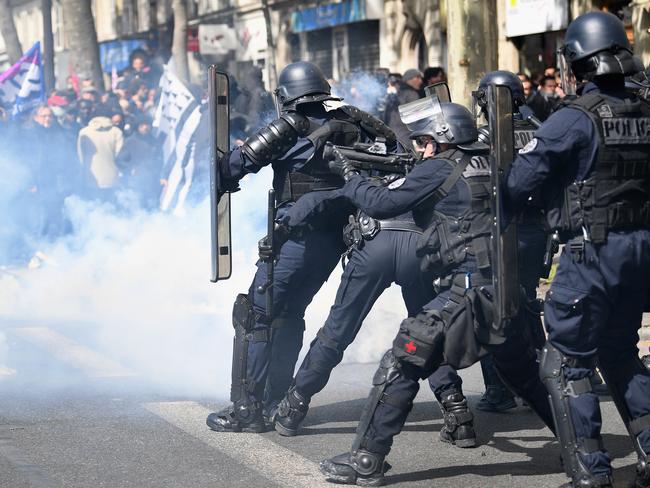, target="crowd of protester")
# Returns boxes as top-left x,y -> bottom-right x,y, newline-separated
0,48 -> 169,264
0,48 -> 282,266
